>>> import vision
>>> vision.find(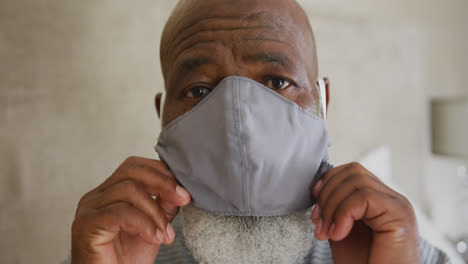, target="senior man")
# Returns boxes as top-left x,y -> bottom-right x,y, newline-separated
70,0 -> 451,263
